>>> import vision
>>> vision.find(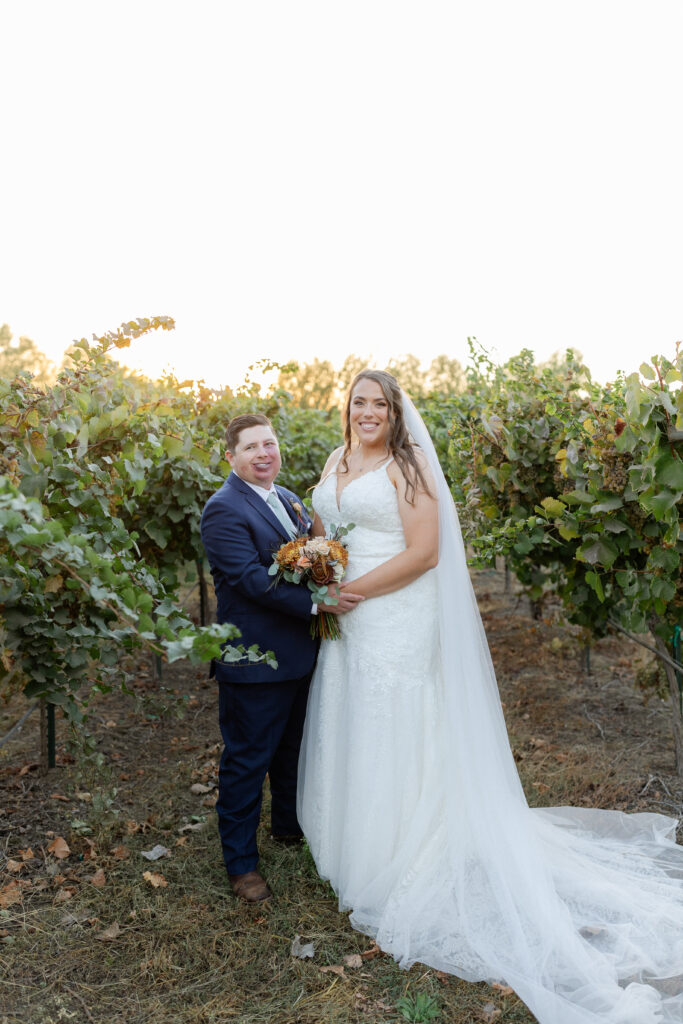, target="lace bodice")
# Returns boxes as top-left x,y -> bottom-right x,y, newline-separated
310,460 -> 438,692
312,460 -> 408,580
